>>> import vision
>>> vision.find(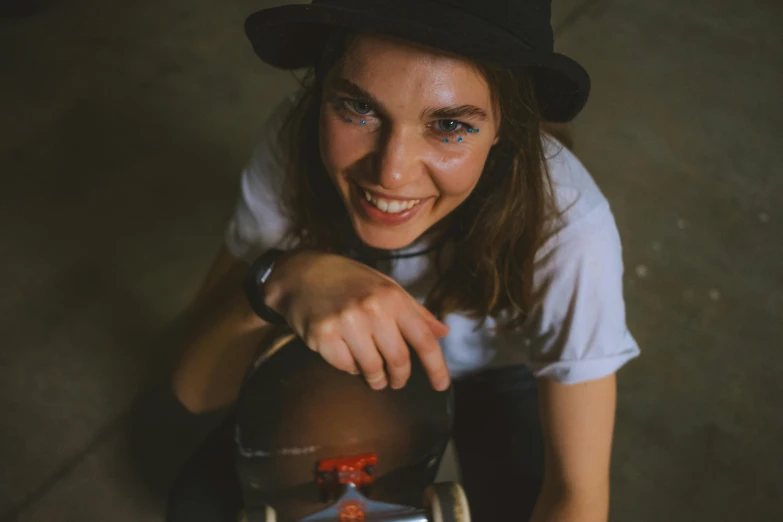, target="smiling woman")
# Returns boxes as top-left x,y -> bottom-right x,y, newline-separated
168,2 -> 640,522
279,31 -> 557,329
